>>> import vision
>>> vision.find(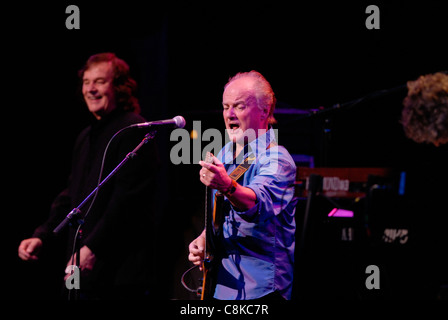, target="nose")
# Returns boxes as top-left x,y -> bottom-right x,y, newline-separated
84,82 -> 97,94
88,83 -> 97,93
224,106 -> 236,119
